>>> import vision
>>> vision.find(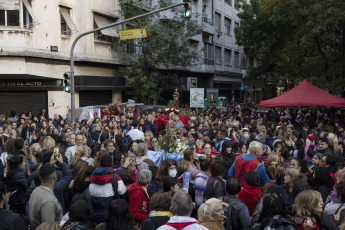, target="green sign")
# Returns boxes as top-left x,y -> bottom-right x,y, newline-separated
206,88 -> 219,107
190,88 -> 204,108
